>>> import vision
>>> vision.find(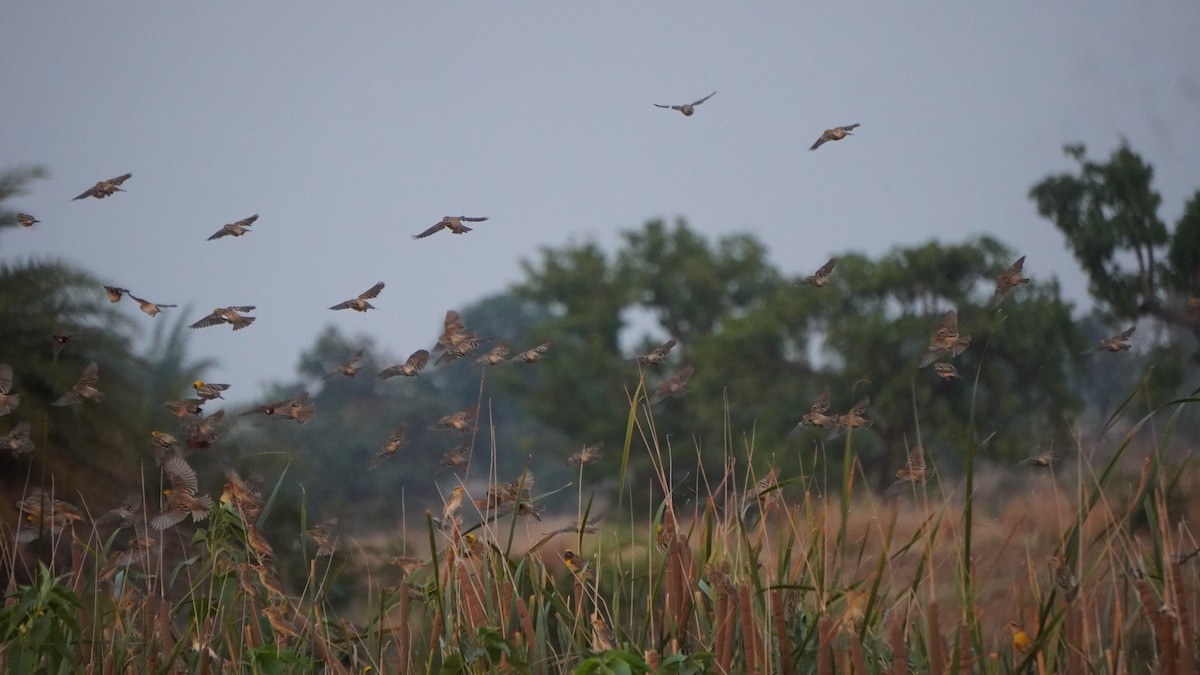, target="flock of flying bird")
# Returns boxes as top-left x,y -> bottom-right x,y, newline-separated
0,95 -> 1168,588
